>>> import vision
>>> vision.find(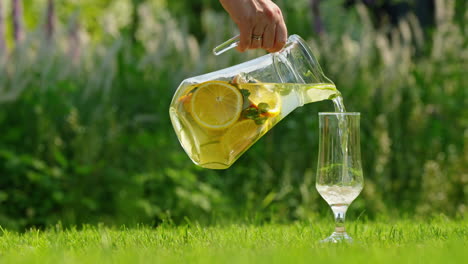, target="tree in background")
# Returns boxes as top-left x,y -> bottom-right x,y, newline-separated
310,0 -> 324,35
343,0 -> 435,30
0,1 -> 5,54
12,0 -> 24,44
45,0 -> 55,40
67,12 -> 80,61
